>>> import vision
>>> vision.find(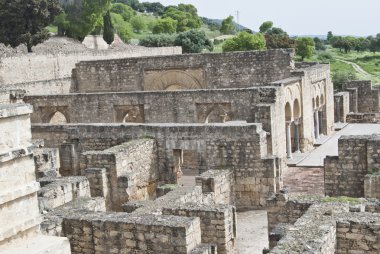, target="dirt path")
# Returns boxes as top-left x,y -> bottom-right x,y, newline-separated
237,210 -> 269,254
336,58 -> 371,76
